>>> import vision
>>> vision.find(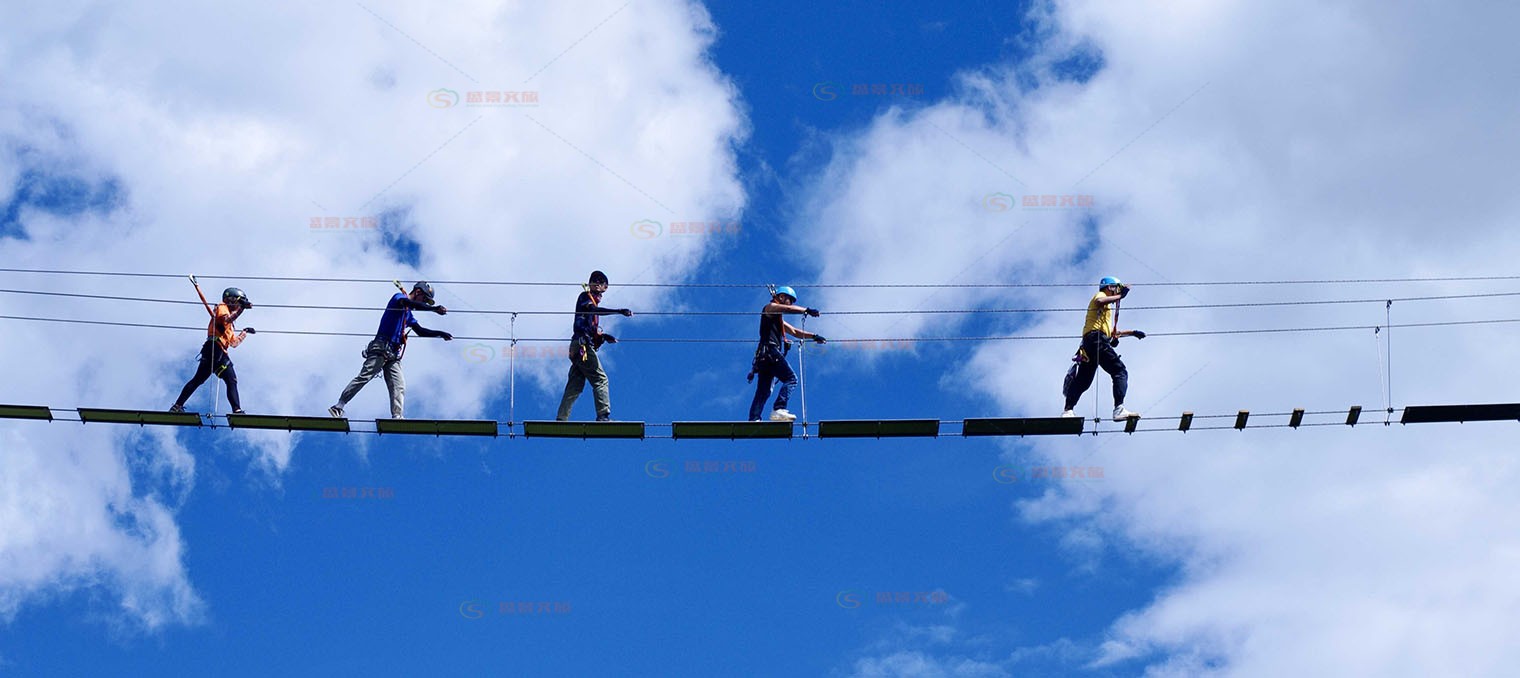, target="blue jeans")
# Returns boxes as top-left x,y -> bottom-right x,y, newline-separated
748,359 -> 797,421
